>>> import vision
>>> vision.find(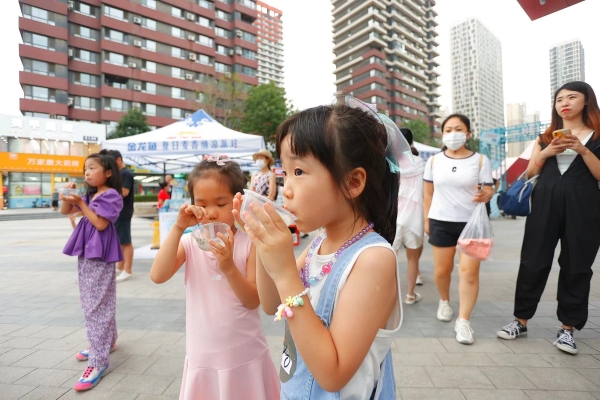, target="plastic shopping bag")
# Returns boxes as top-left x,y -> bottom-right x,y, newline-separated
456,203 -> 494,261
